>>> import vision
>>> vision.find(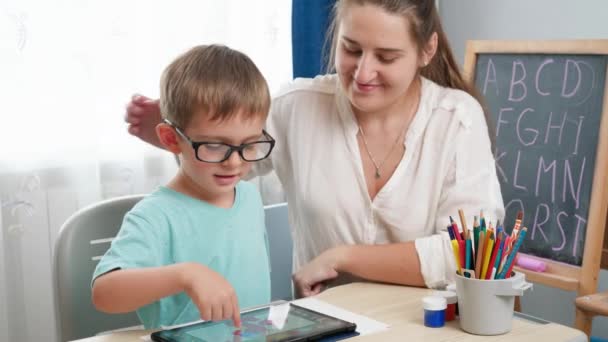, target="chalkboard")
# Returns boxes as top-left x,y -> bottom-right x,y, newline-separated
464,39 -> 608,339
475,53 -> 607,266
